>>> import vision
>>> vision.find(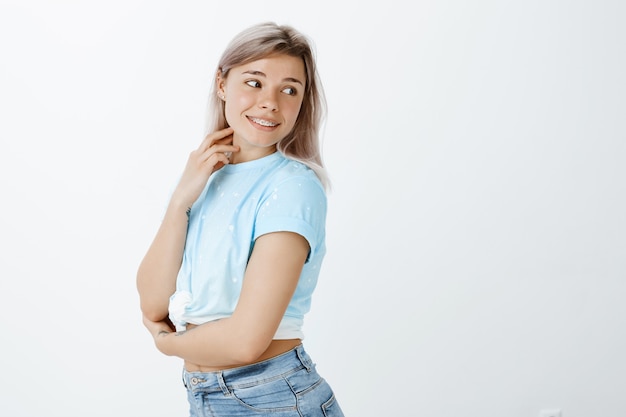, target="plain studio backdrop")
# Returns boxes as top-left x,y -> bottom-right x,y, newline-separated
1,1 -> 624,416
